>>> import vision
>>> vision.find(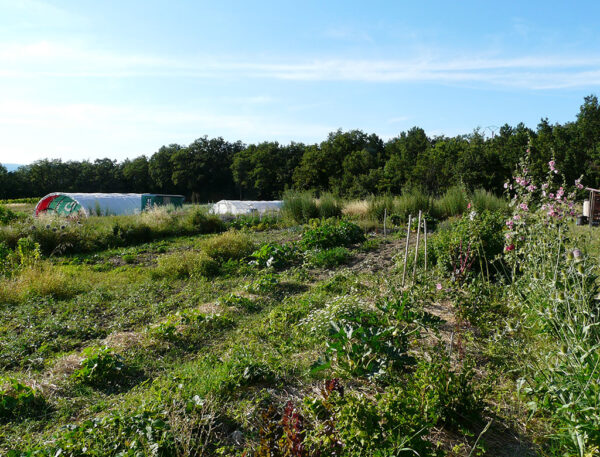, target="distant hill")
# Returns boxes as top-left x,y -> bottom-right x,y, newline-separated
2,163 -> 23,172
